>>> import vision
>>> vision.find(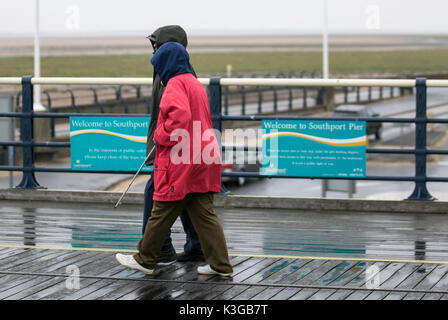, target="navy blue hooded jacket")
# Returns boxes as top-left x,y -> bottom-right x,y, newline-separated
150,42 -> 193,86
